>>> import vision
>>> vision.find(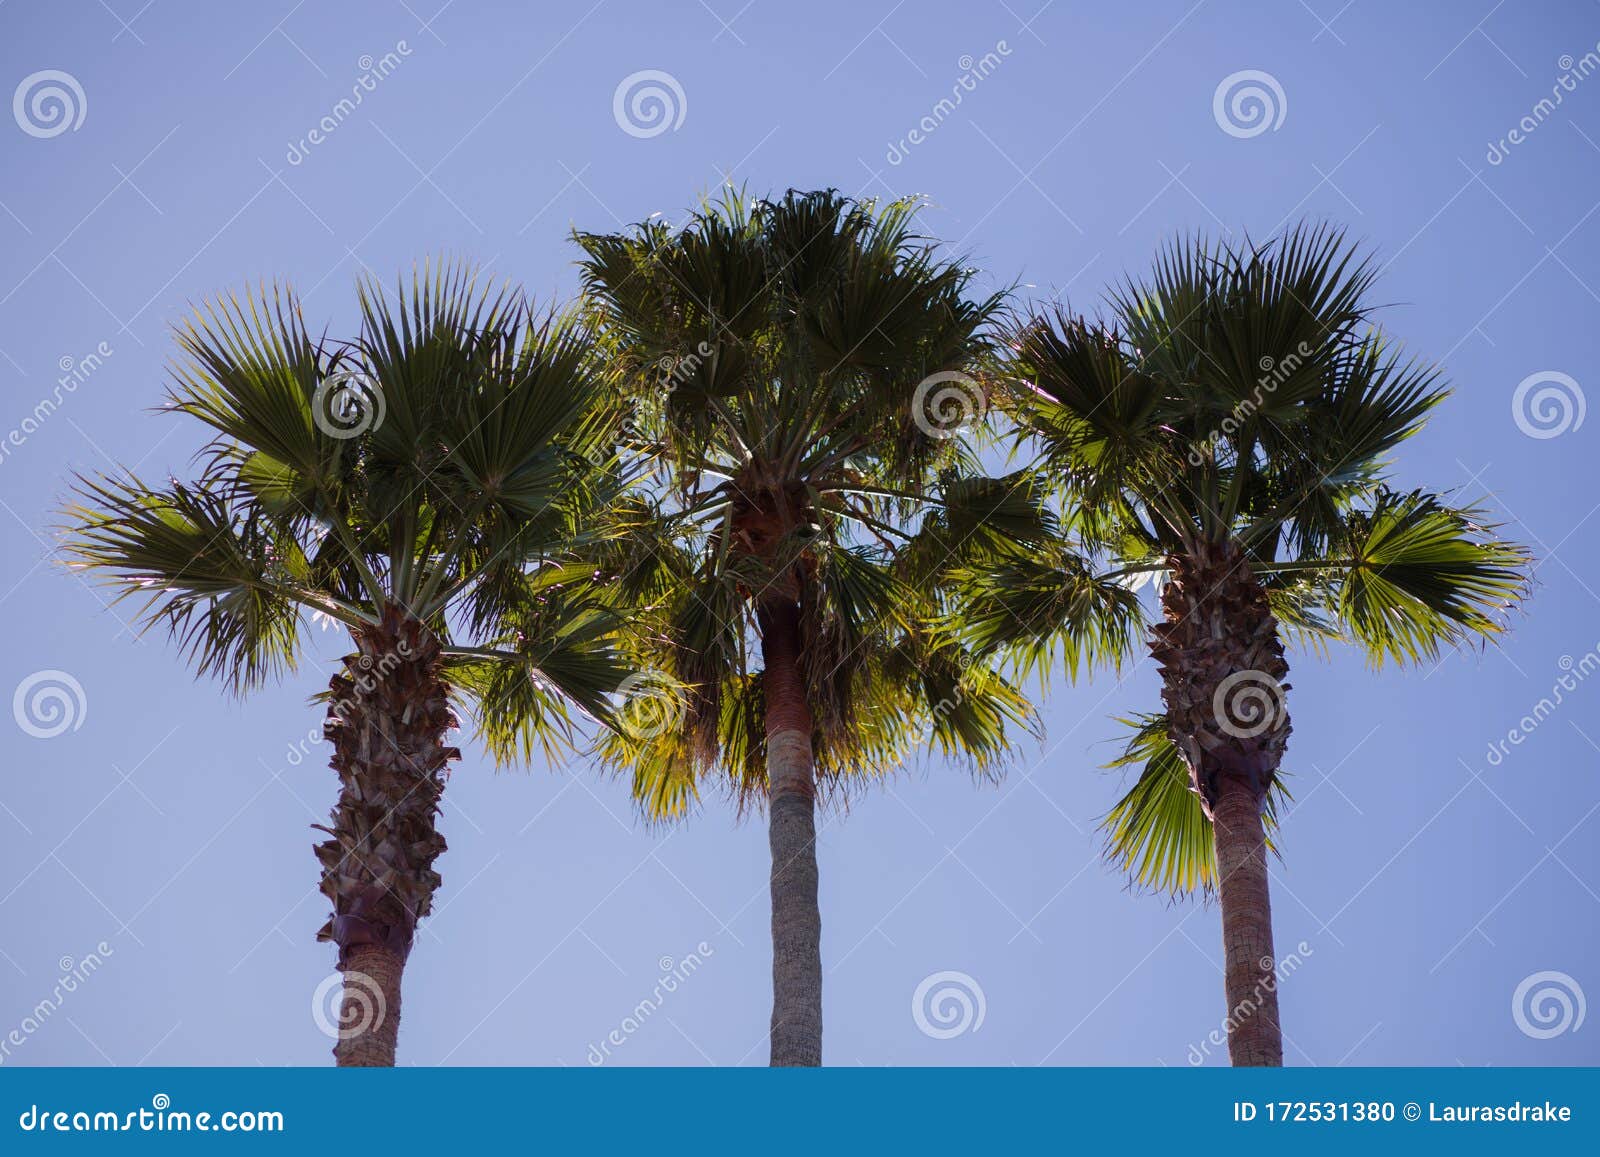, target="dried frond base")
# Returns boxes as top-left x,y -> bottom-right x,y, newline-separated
1151,540 -> 1291,815
313,604 -> 458,963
